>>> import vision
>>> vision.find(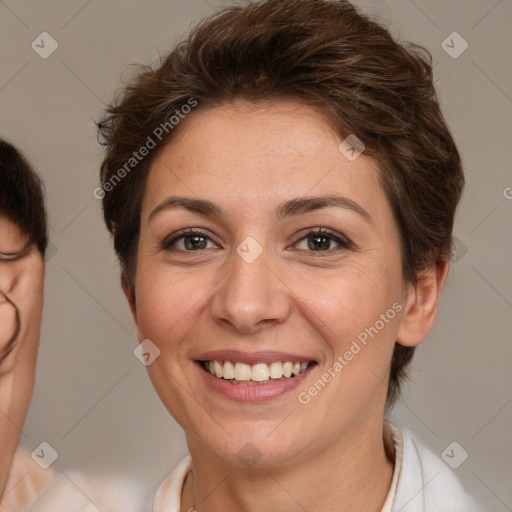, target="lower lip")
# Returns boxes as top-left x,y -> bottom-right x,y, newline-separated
195,361 -> 315,402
